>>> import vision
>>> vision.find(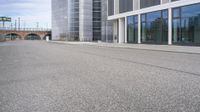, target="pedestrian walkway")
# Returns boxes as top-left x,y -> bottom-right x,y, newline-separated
50,41 -> 200,54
